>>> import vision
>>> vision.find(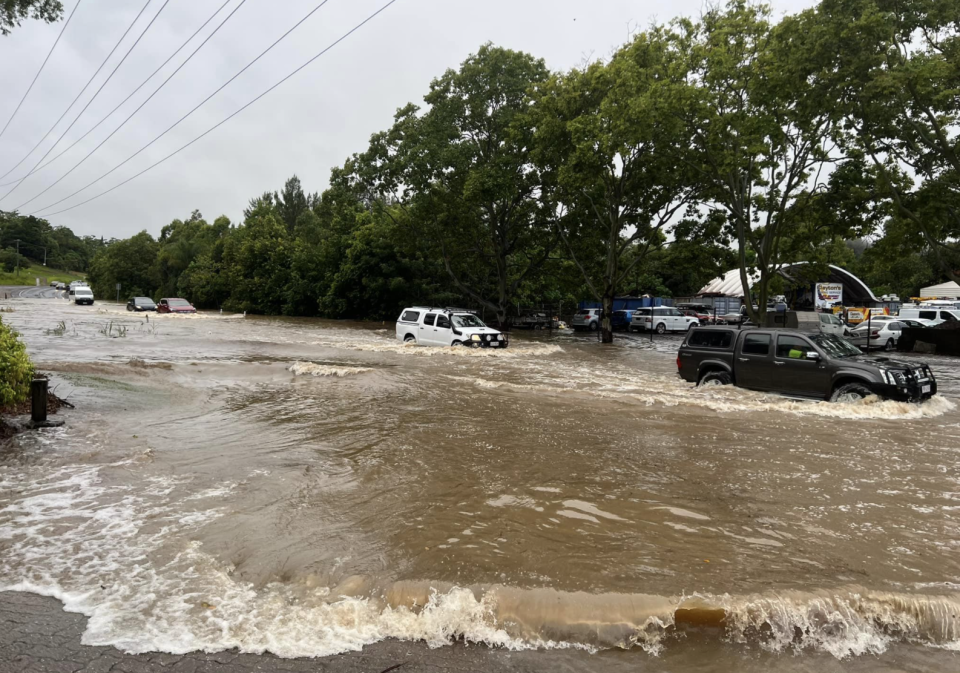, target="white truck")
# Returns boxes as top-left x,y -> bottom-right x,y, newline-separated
395,307 -> 508,348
